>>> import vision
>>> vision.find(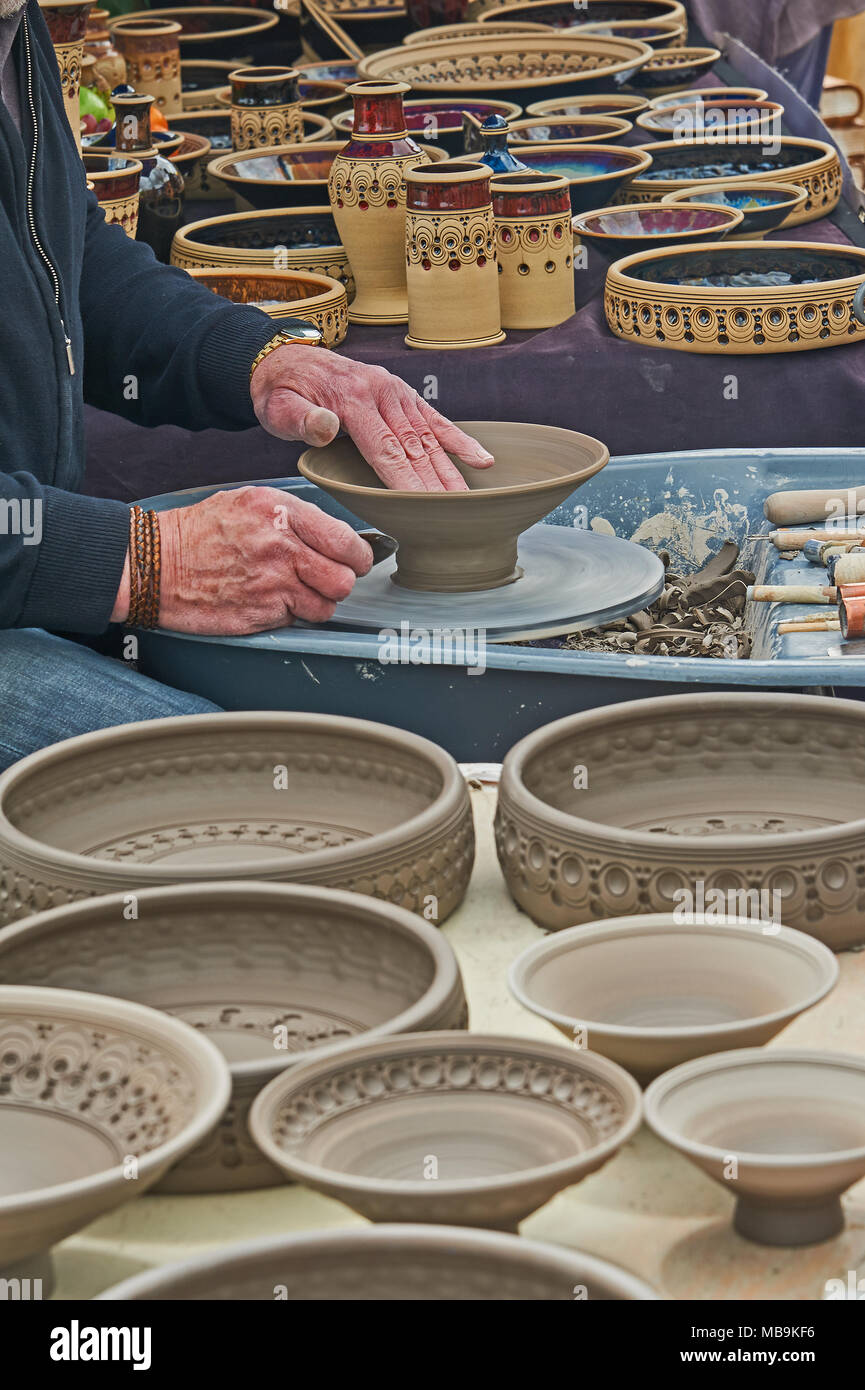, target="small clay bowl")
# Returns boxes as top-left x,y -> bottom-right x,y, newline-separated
170,130 -> 213,184
0,883 -> 467,1193
114,7 -> 279,61
181,59 -> 234,111
509,115 -> 633,145
170,205 -> 354,299
403,21 -> 553,46
297,77 -> 348,114
494,691 -> 865,949
0,984 -> 230,1278
0,712 -> 474,926
249,1032 -> 642,1229
185,266 -> 348,345
492,143 -> 652,214
578,17 -> 685,47
96,1225 -> 659,1300
332,97 -> 523,158
648,84 -> 768,112
509,915 -> 839,1085
645,1049 -> 865,1246
169,108 -> 231,196
636,98 -> 784,139
625,45 -> 721,94
298,419 -> 609,593
661,180 -> 809,237
207,138 -> 445,209
526,94 -> 650,119
572,200 -> 743,259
